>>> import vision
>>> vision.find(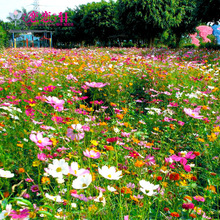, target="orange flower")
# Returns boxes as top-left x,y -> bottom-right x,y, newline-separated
3,191 -> 10,198
18,168 -> 25,173
116,114 -> 124,120
190,213 -> 197,218
41,176 -> 50,184
183,195 -> 192,202
206,185 -> 216,193
121,187 -> 132,194
134,160 -> 145,167
104,145 -> 114,151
